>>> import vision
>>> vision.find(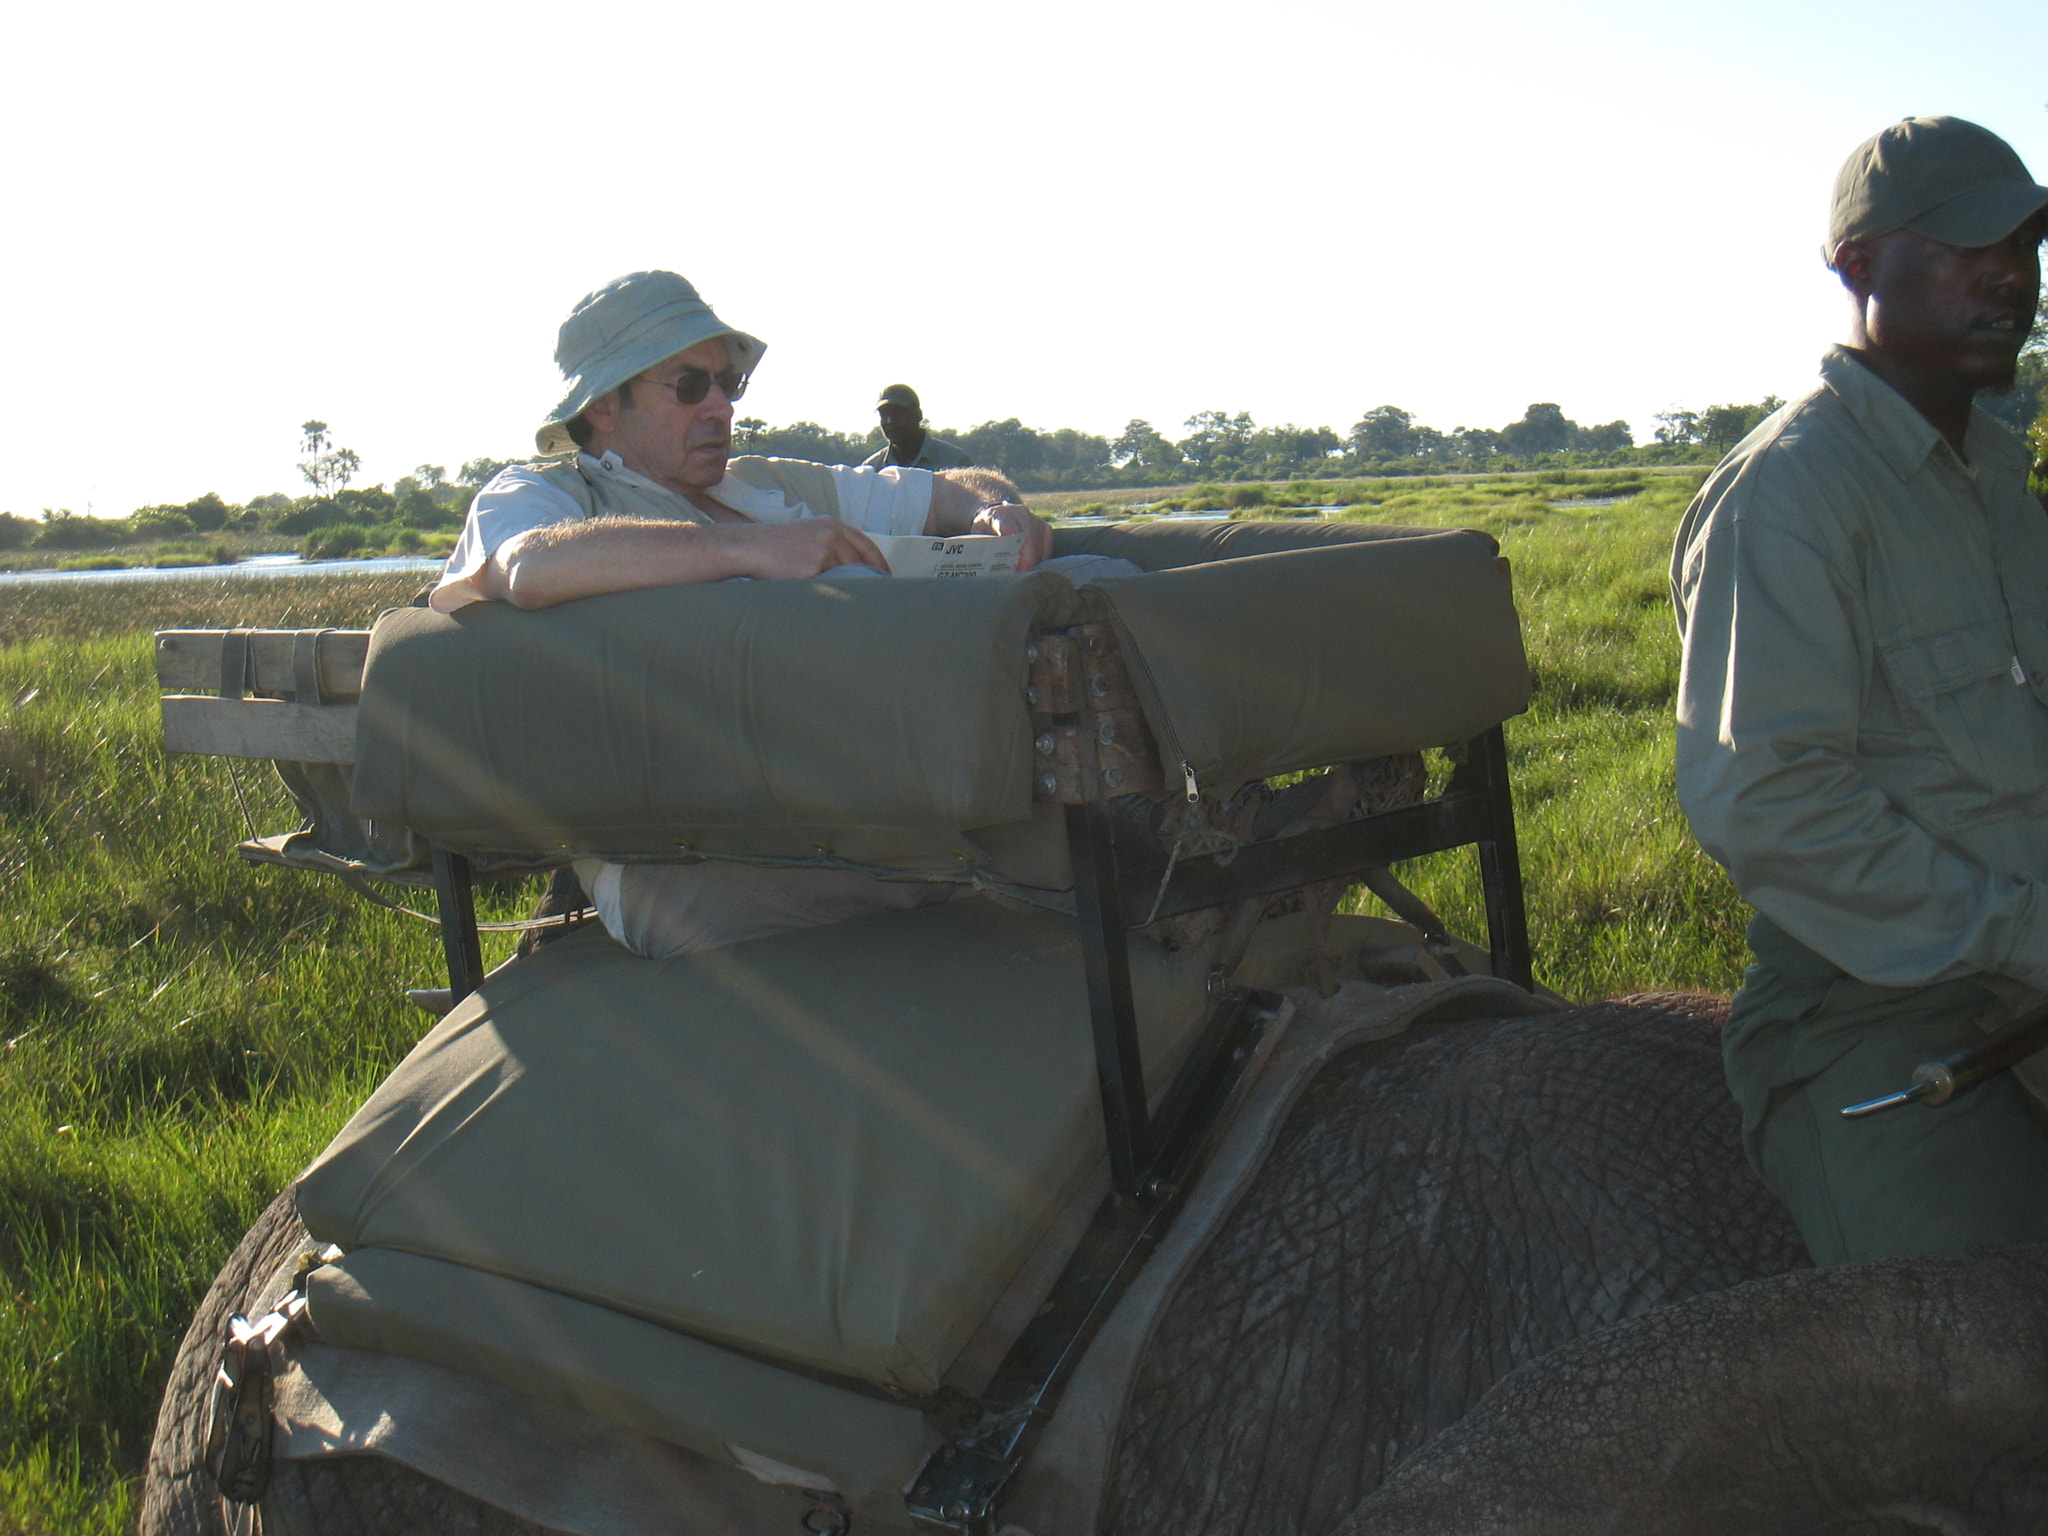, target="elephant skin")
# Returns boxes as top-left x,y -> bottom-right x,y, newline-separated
1338,1248 -> 2048,1536
1098,993 -> 1809,1536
